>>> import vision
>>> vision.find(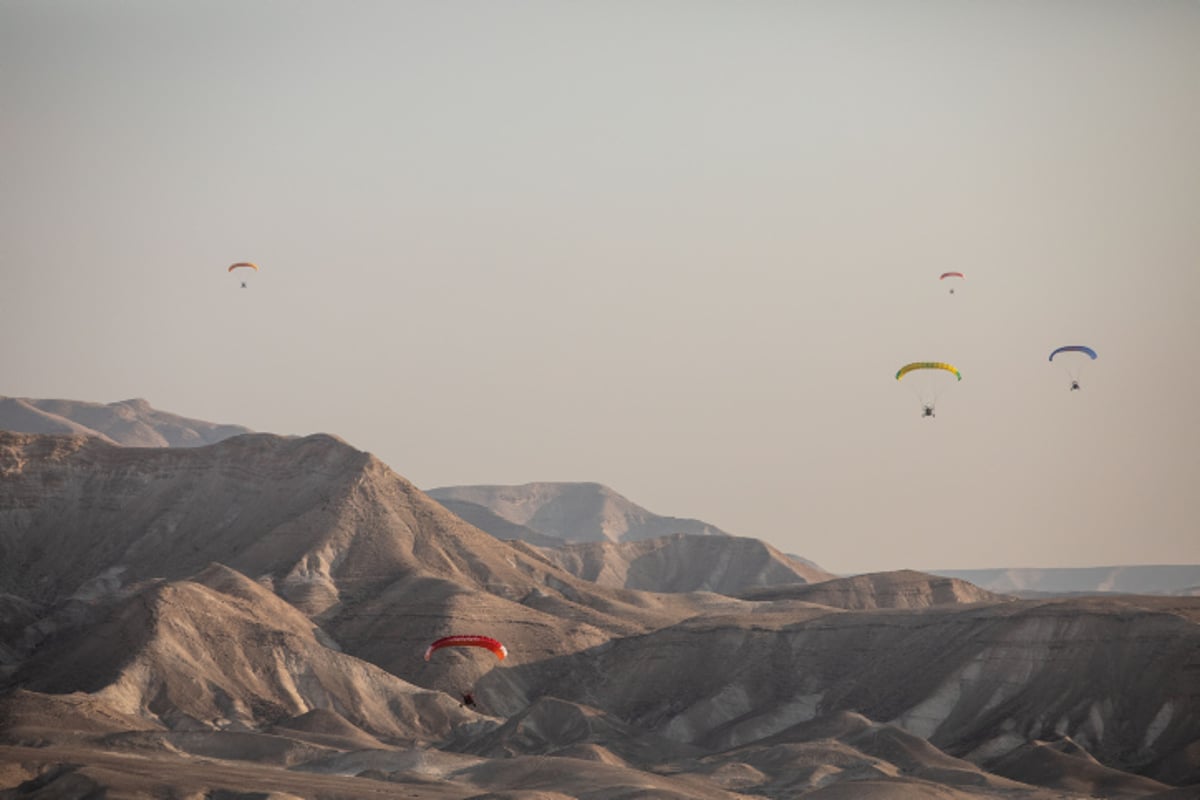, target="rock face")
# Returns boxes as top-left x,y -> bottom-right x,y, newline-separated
0,396 -> 252,447
2,427 -> 1199,799
539,532 -> 837,593
426,481 -> 733,544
